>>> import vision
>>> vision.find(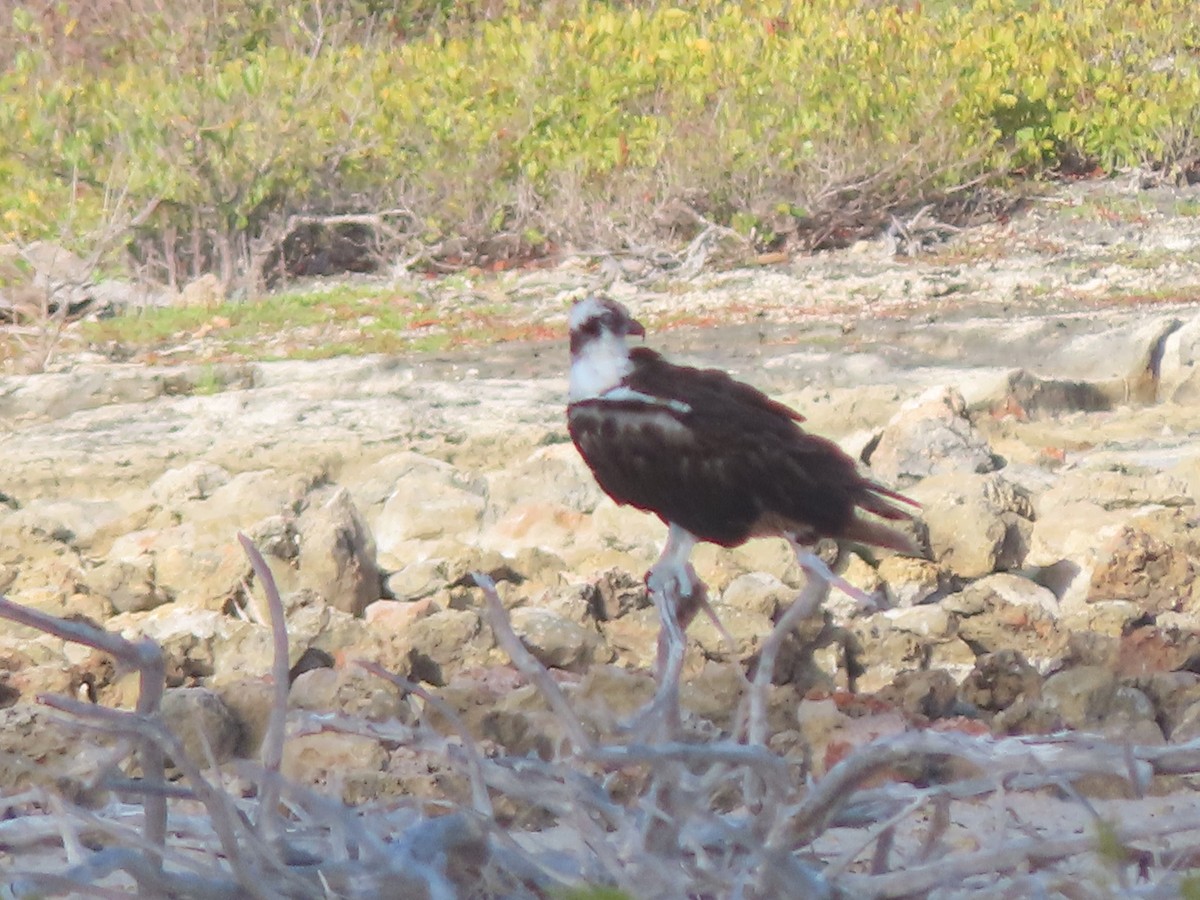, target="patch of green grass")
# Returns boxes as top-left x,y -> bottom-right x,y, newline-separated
79,281 -> 541,363
1063,196 -> 1152,225
1093,284 -> 1200,307
1103,247 -> 1179,271
555,888 -> 632,900
192,364 -> 226,395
